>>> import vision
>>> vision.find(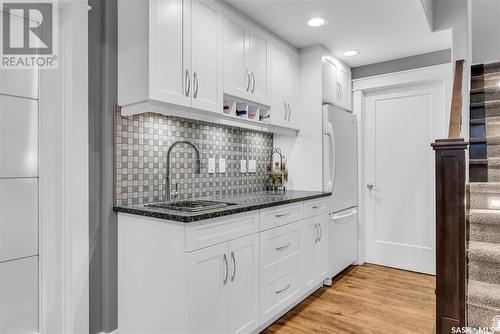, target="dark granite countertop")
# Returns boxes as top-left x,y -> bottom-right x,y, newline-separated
113,190 -> 331,223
